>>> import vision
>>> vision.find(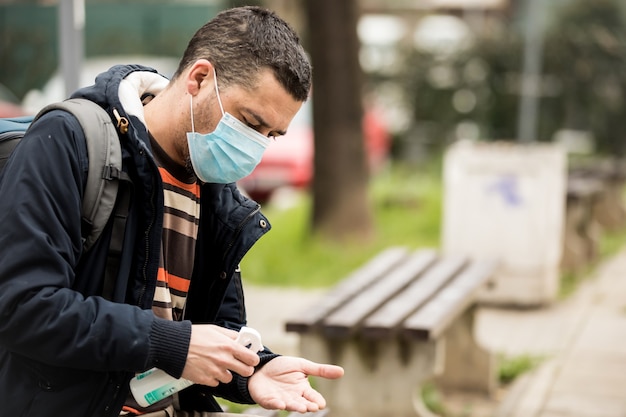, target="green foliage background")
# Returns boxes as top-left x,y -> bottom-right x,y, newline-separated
397,0 -> 626,157
241,162 -> 443,288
